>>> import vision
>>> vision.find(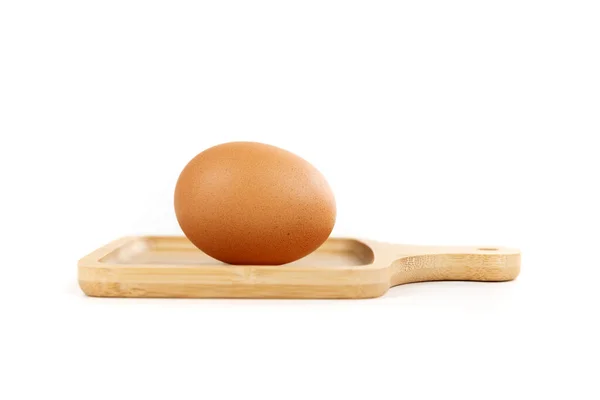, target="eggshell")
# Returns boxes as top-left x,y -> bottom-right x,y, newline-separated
174,142 -> 336,265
